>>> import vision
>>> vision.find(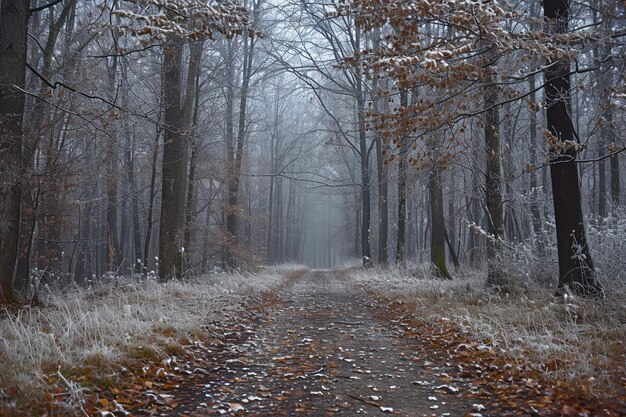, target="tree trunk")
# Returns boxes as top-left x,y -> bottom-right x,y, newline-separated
609,133 -> 620,209
528,74 -> 544,254
502,101 -> 521,242
407,197 -> 415,260
0,0 -> 29,304
266,167 -> 275,263
105,45 -> 121,272
444,227 -> 460,269
143,125 -> 160,274
375,123 -> 389,265
15,189 -> 37,293
445,175 -> 460,268
357,93 -> 372,267
16,0 -> 74,291
158,38 -> 186,281
226,27 -> 256,268
355,27 -> 372,267
484,63 -> 505,287
544,0 -> 602,297
267,85 -> 279,264
182,41 -> 204,258
285,179 -> 296,261
184,146 -> 198,252
128,144 -> 142,274
371,30 -> 388,265
598,41 -> 620,210
274,178 -> 285,263
354,193 -> 361,259
396,90 -> 408,265
224,40 -> 236,264
106,142 -> 120,271
120,64 -> 142,275
595,11 -> 612,219
428,167 -> 452,279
